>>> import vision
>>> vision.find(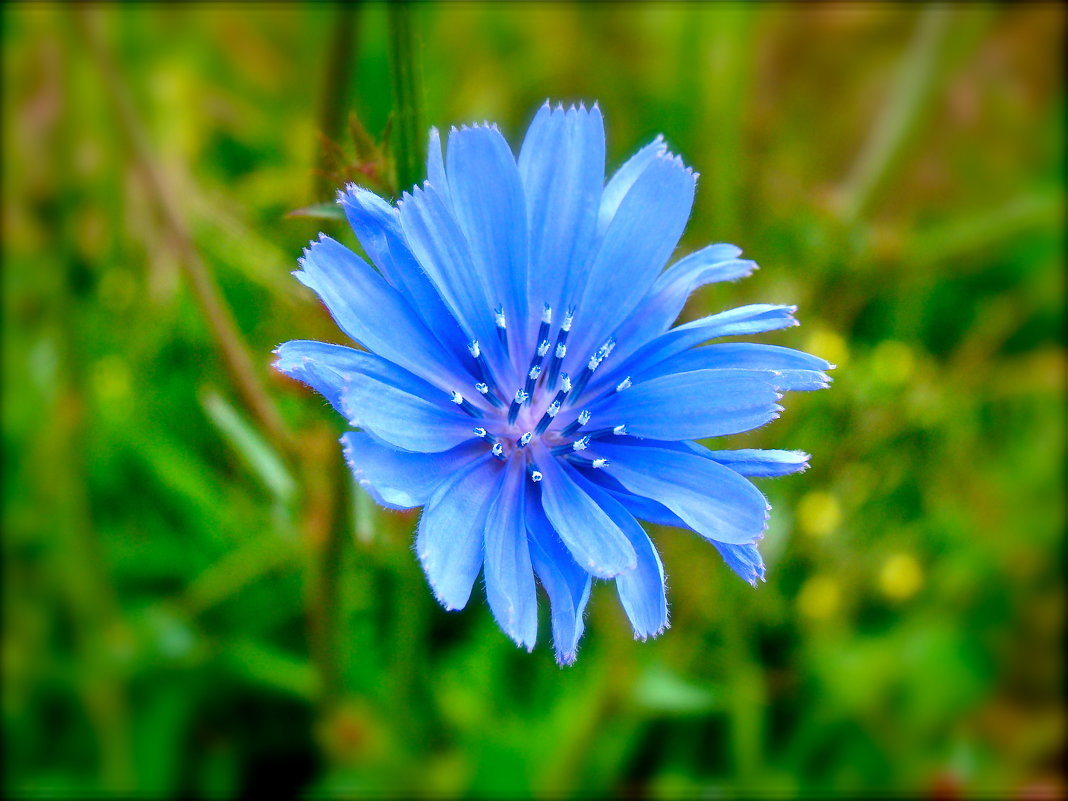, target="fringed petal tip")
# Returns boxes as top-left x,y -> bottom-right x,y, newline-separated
632,619 -> 671,642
